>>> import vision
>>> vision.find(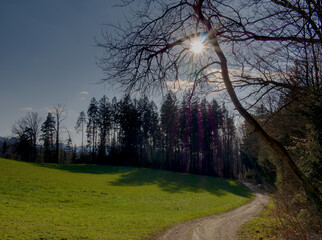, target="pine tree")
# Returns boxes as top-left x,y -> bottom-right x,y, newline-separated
111,97 -> 119,148
221,104 -> 237,178
137,96 -> 160,167
200,99 -> 210,175
160,91 -> 179,170
86,98 -> 99,161
97,95 -> 112,163
118,95 -> 140,165
208,99 -> 222,177
109,97 -> 120,161
41,112 -> 56,162
146,100 -> 160,167
75,111 -> 86,155
2,141 -> 7,156
65,129 -> 73,164
177,94 -> 192,173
